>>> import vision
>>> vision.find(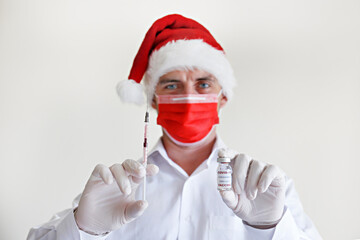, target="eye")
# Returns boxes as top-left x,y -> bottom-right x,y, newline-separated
165,84 -> 178,90
199,82 -> 210,88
